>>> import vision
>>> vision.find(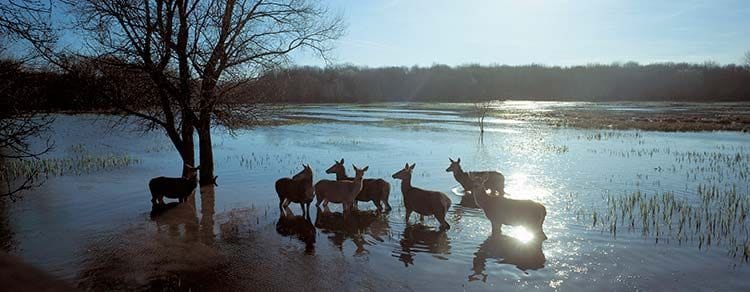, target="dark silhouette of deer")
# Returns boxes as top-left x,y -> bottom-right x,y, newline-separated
469,177 -> 547,241
275,164 -> 314,216
276,206 -> 316,254
314,206 -> 388,254
392,163 -> 451,230
149,164 -> 199,205
315,165 -> 368,215
325,158 -> 391,212
396,224 -> 450,267
469,234 -> 545,282
445,158 -> 505,208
